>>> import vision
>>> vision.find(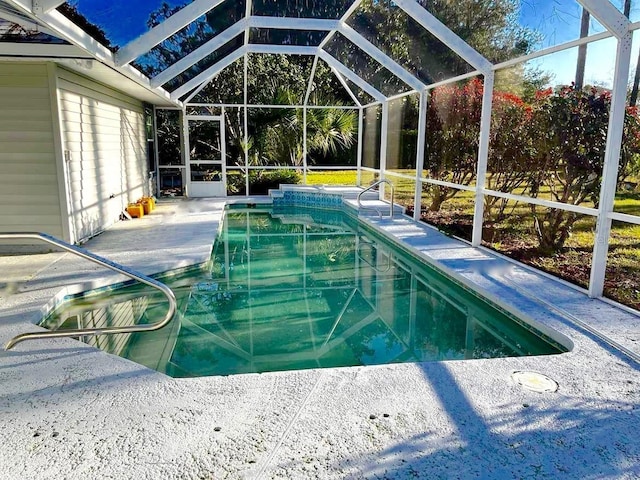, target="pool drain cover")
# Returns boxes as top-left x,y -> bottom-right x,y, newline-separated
511,371 -> 558,393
